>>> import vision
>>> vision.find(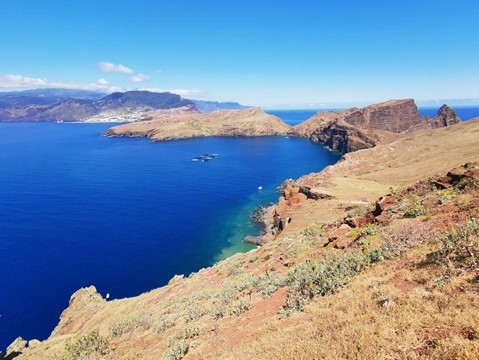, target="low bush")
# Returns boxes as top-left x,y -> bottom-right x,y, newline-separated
283,251 -> 369,312
61,331 -> 110,360
161,338 -> 188,360
390,194 -> 429,218
435,218 -> 479,269
230,297 -> 252,316
347,224 -> 379,239
302,222 -> 324,237
381,220 -> 435,254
